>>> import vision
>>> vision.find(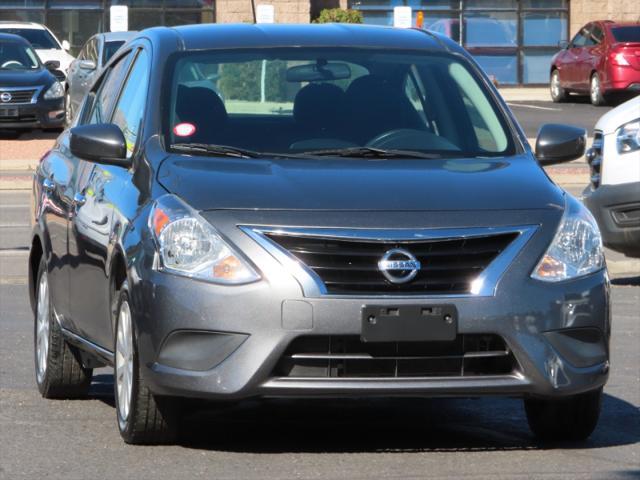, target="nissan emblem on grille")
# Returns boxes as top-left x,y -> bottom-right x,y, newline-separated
377,248 -> 421,284
0,92 -> 11,103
